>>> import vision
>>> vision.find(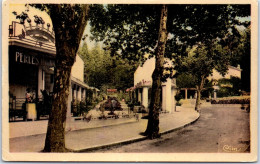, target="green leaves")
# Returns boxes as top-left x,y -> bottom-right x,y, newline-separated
79,43 -> 137,91
89,5 -> 161,61
88,4 -> 250,91
176,73 -> 196,88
